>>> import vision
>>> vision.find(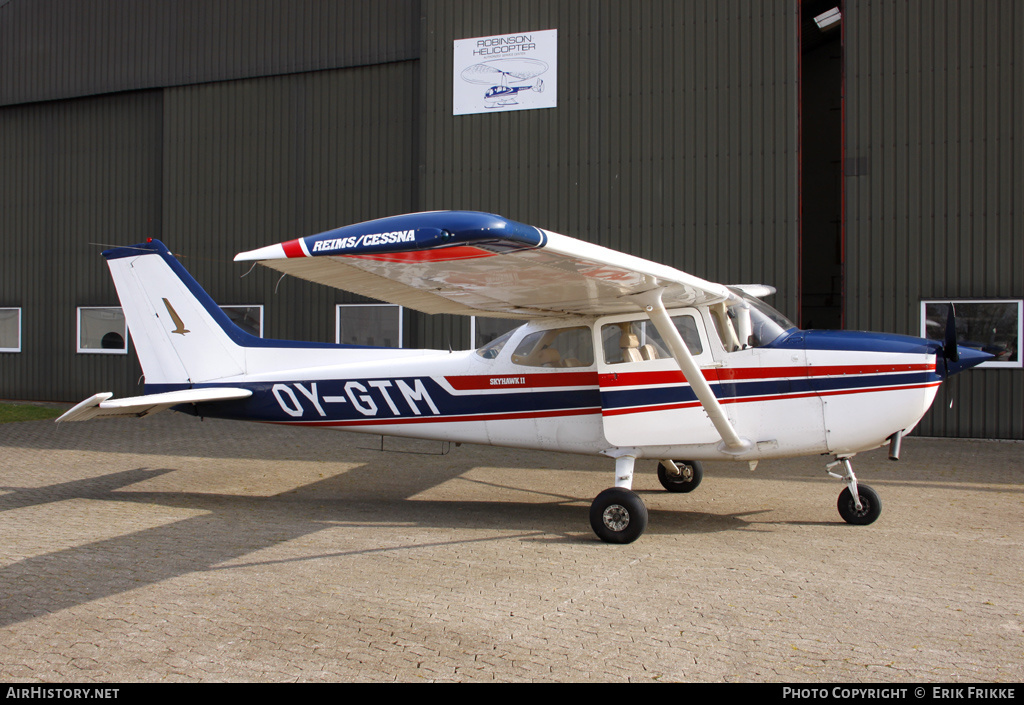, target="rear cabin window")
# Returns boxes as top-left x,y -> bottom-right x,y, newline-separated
510,326 -> 594,368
